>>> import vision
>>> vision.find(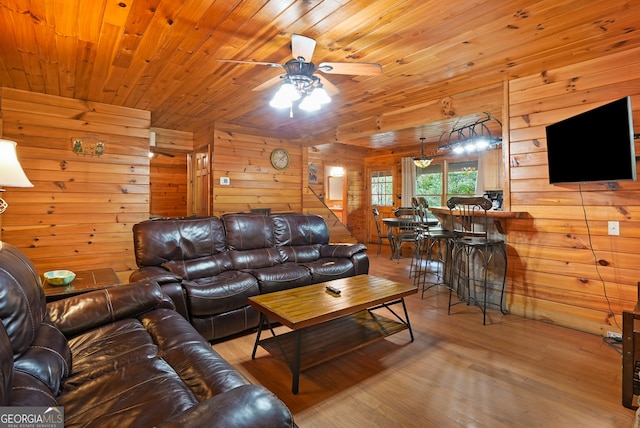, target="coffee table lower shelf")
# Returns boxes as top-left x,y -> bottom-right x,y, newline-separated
255,309 -> 410,391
